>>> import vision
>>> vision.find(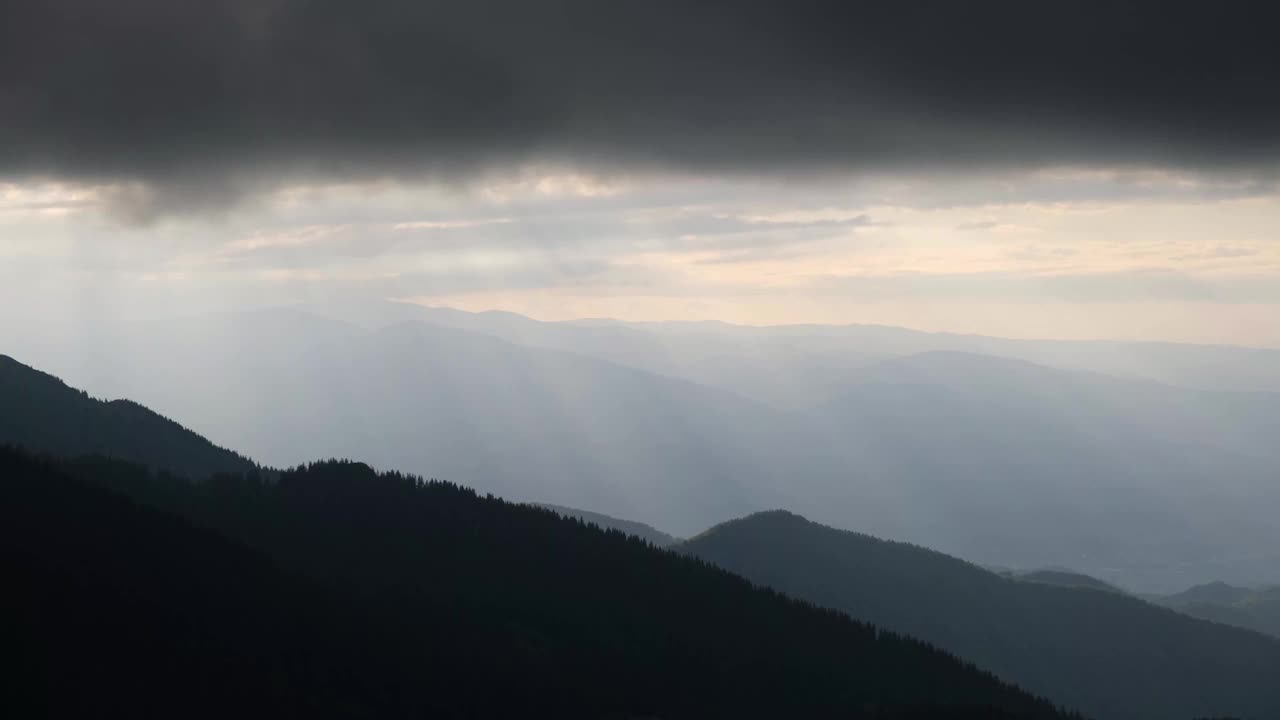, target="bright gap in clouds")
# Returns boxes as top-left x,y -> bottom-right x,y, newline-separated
1,167 -> 1279,347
